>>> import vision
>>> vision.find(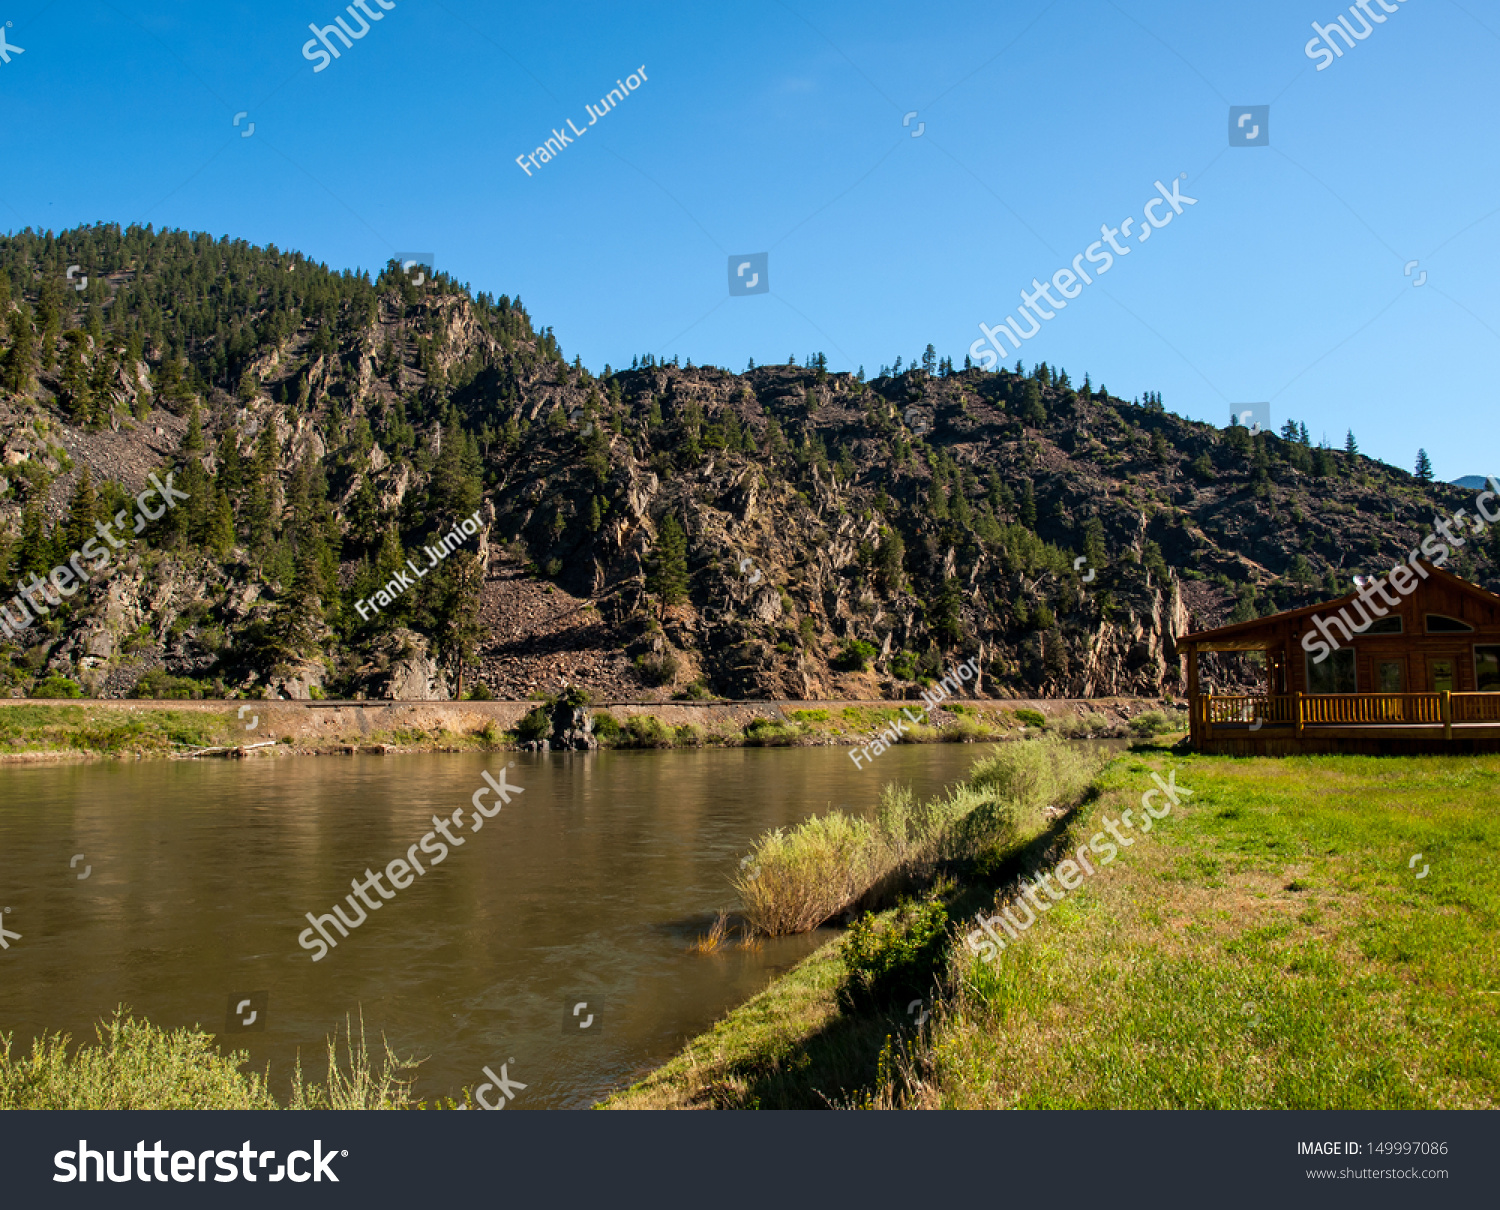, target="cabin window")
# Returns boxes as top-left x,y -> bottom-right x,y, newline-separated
1364,616 -> 1402,634
1377,661 -> 1404,692
1477,646 -> 1500,692
1306,648 -> 1357,694
1426,614 -> 1475,633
